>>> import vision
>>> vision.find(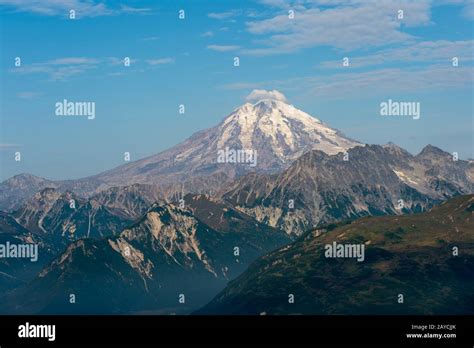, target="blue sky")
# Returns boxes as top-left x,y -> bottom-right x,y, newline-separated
0,0 -> 473,181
